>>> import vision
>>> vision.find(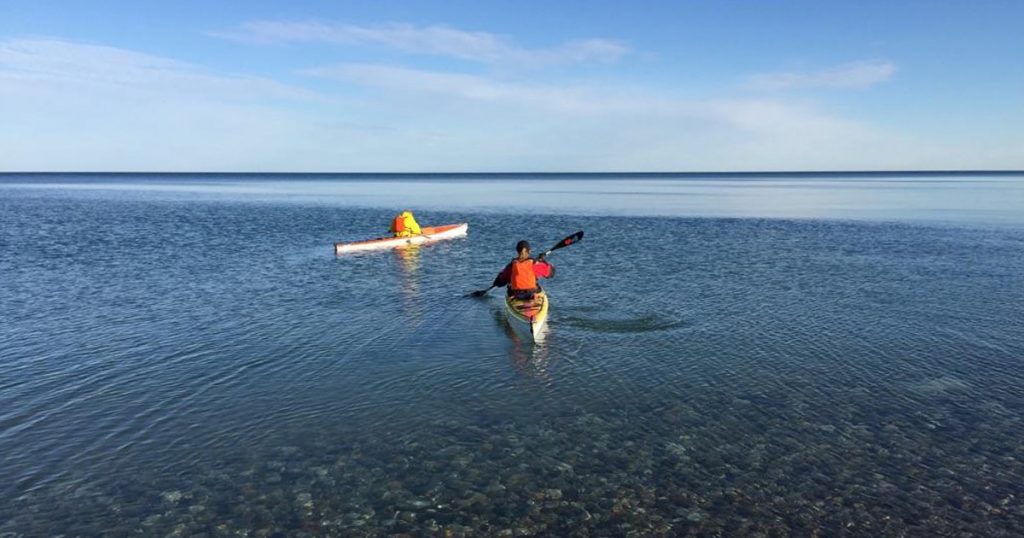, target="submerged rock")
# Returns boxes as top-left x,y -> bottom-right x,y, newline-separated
161,491 -> 184,504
